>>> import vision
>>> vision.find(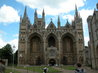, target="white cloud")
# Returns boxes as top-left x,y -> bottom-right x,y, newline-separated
16,0 -> 86,15
0,32 -> 18,53
79,9 -> 93,45
84,36 -> 89,46
62,14 -> 74,22
0,38 -> 7,48
13,34 -> 19,38
79,9 -> 94,26
0,5 -> 20,23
